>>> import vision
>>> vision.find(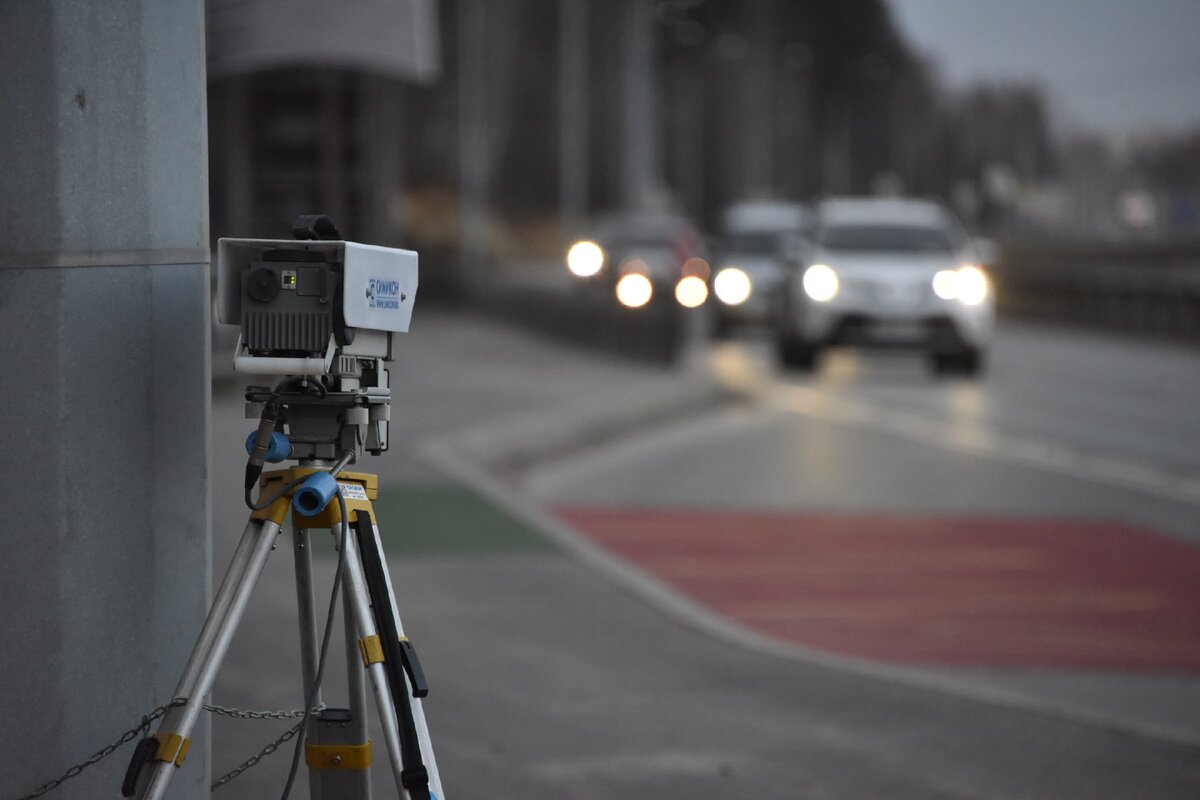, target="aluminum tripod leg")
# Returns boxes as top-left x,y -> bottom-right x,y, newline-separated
361,515 -> 443,800
339,514 -> 445,800
338,527 -> 413,797
341,577 -> 373,794
295,524 -> 372,800
131,516 -> 282,800
293,525 -> 329,800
